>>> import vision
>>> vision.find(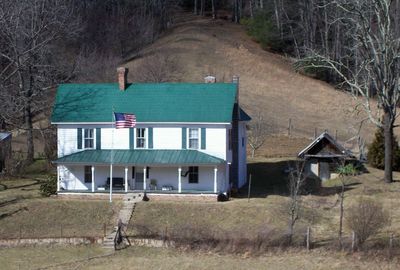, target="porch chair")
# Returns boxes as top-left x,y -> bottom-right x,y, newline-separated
149,179 -> 157,190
